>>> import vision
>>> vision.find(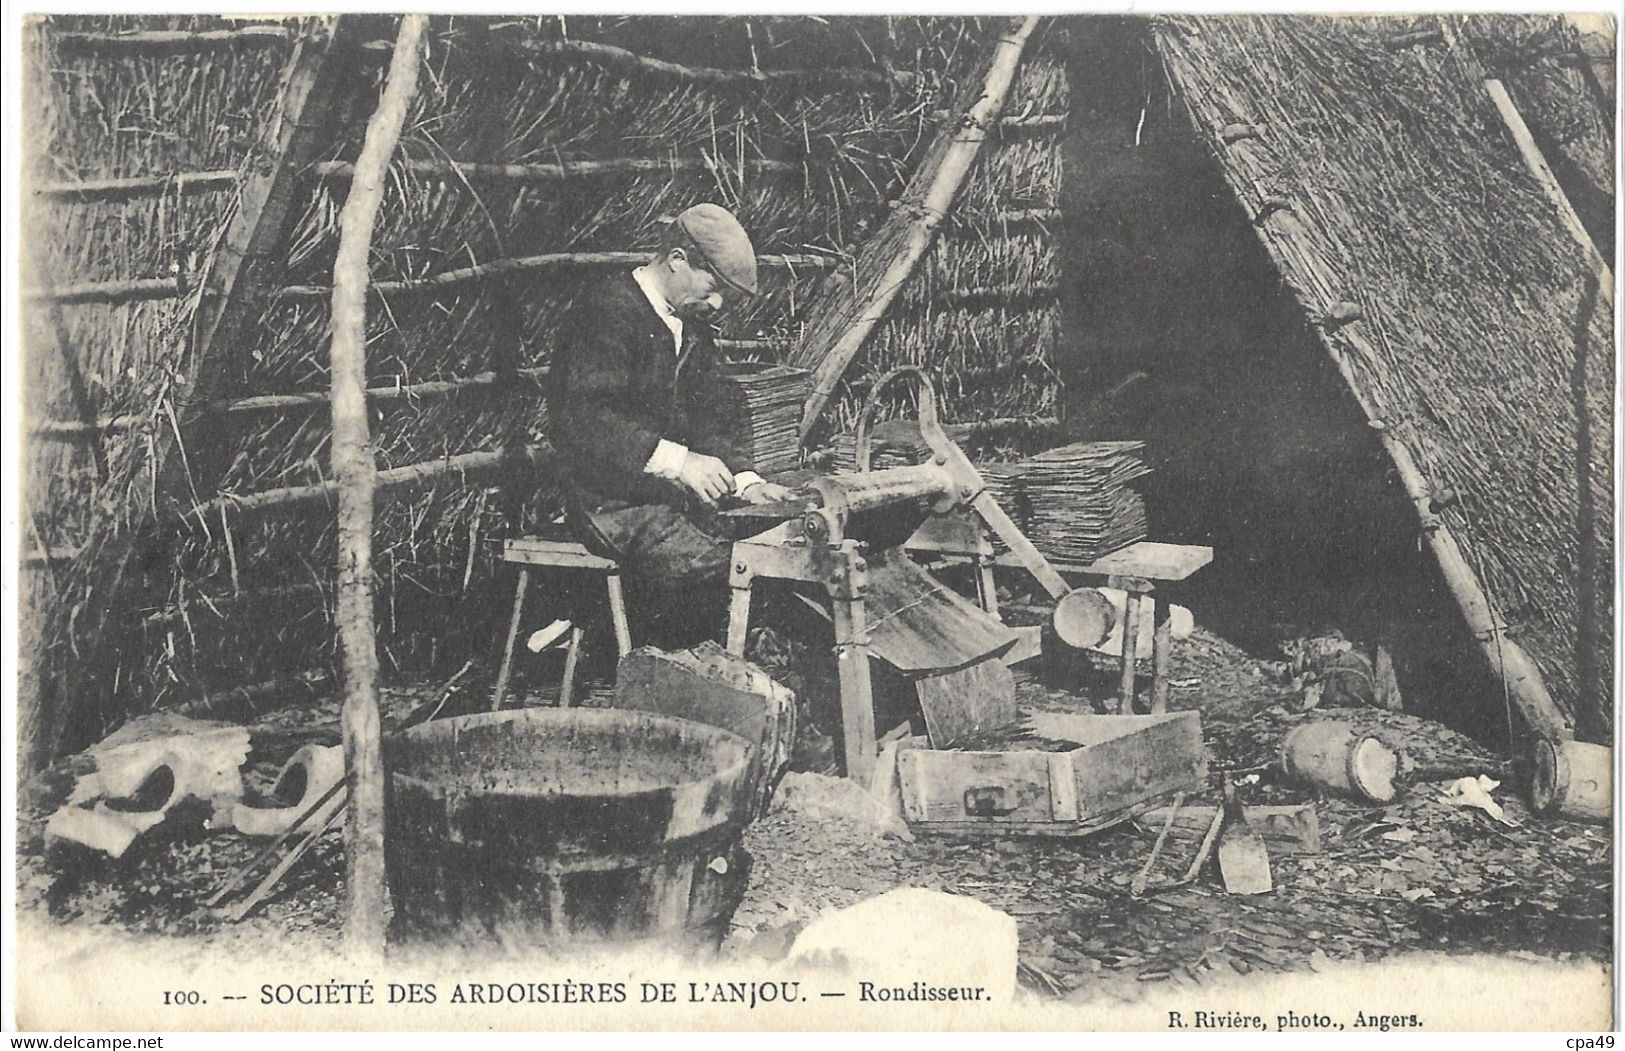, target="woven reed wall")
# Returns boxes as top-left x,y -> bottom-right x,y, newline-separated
824,22 -> 1070,441
21,16 -> 300,760
22,15 -> 1059,755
